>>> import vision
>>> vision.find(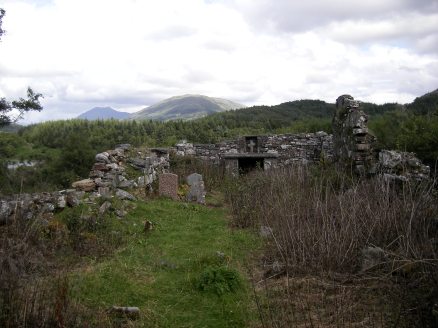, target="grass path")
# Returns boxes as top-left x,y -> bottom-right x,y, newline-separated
71,198 -> 260,327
